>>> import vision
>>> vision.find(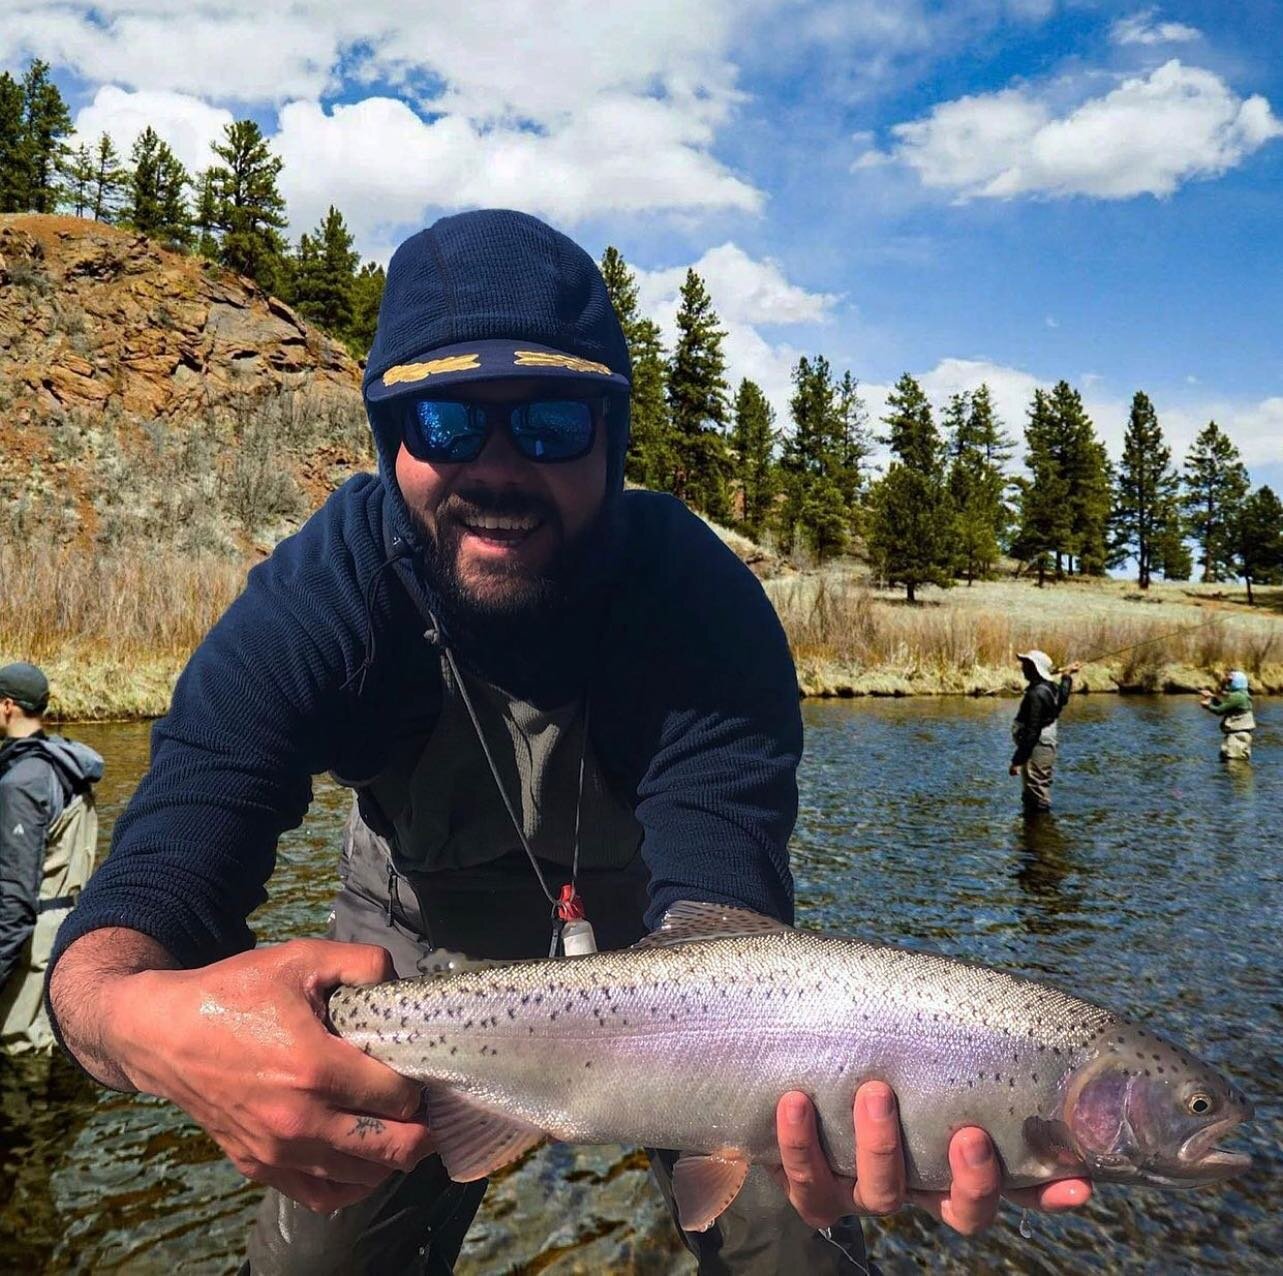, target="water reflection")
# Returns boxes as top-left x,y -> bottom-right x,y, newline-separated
1,698 -> 1279,1273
